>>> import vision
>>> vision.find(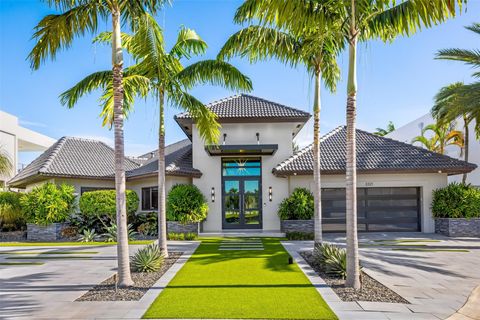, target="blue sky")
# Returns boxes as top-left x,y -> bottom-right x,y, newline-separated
1,0 -> 479,165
